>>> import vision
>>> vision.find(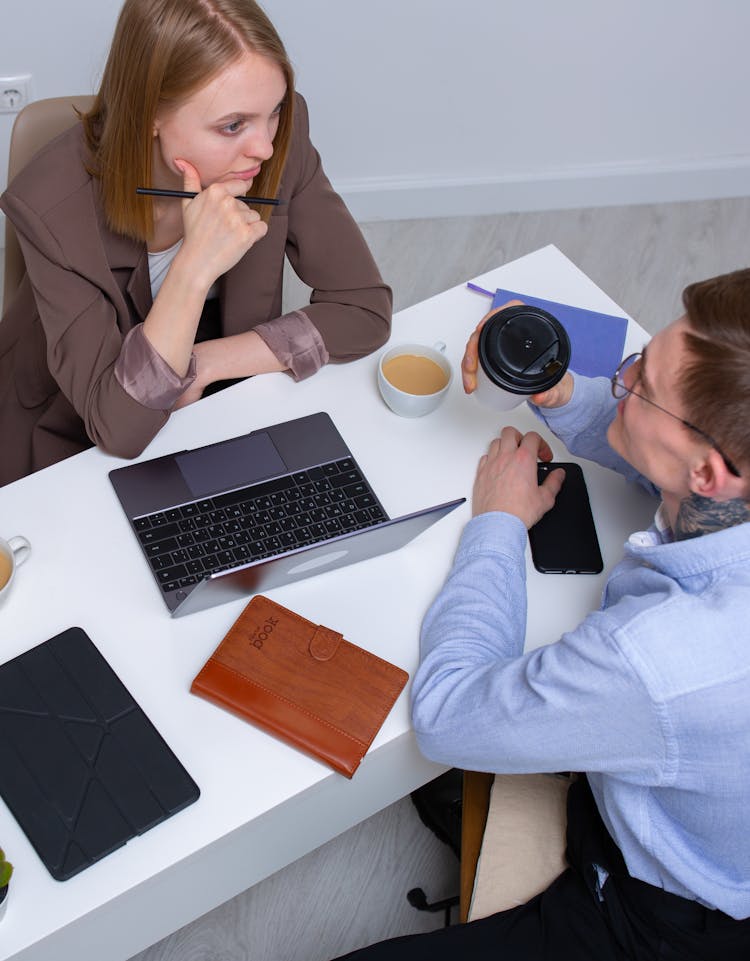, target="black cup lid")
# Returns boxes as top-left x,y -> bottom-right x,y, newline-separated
478,305 -> 571,394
